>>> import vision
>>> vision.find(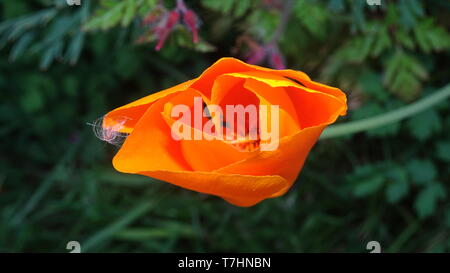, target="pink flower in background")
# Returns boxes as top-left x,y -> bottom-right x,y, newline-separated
266,44 -> 285,70
140,0 -> 201,51
246,46 -> 266,66
239,37 -> 286,70
153,9 -> 180,51
262,0 -> 284,10
177,0 -> 200,43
